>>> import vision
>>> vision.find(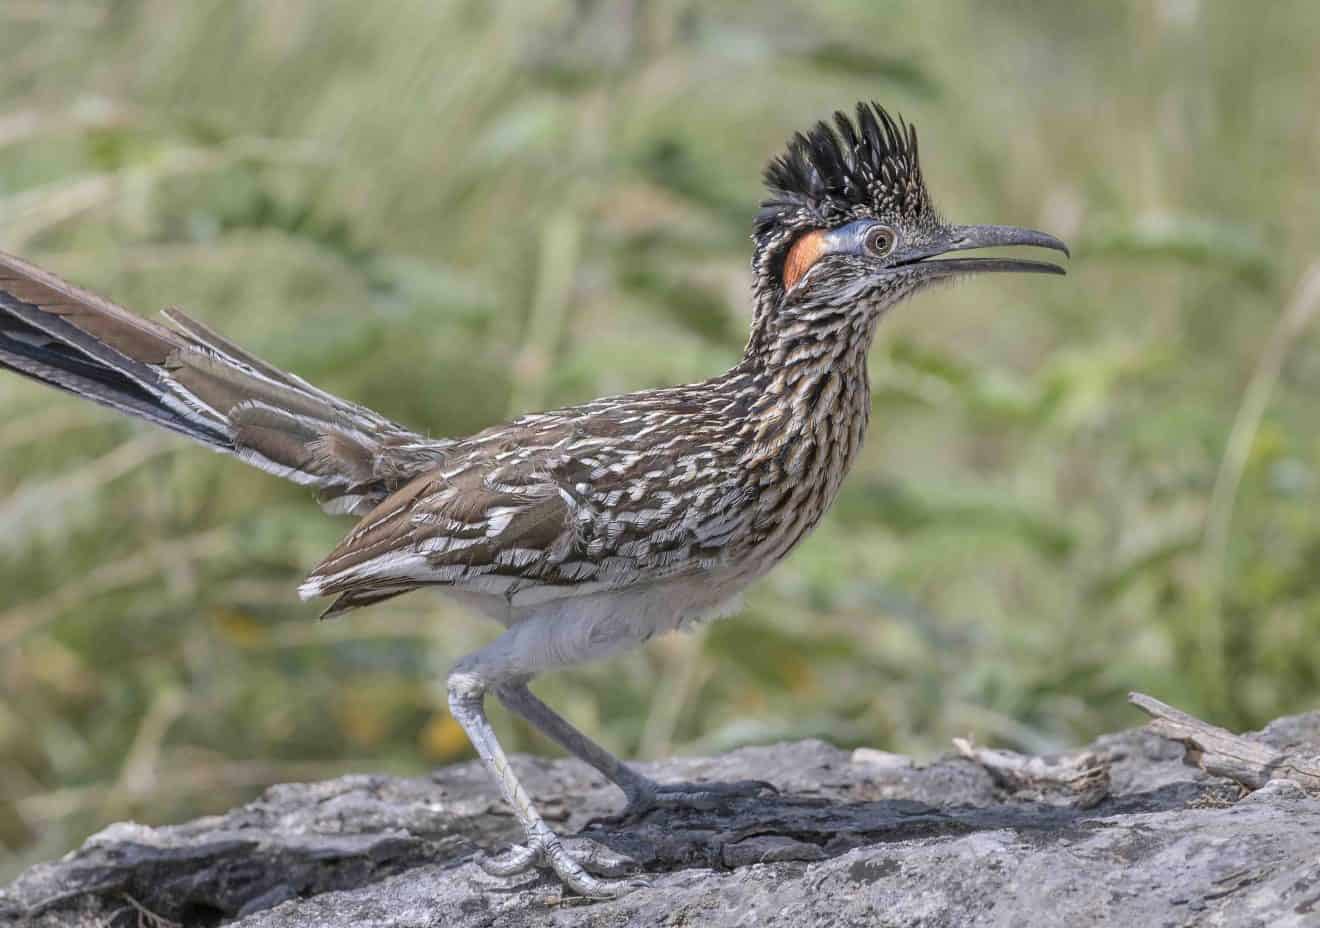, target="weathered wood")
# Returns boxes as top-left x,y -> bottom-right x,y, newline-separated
1130,691 -> 1320,792
5,708 -> 1320,927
